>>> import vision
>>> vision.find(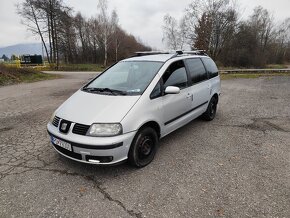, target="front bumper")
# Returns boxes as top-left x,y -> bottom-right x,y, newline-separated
47,123 -> 136,165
